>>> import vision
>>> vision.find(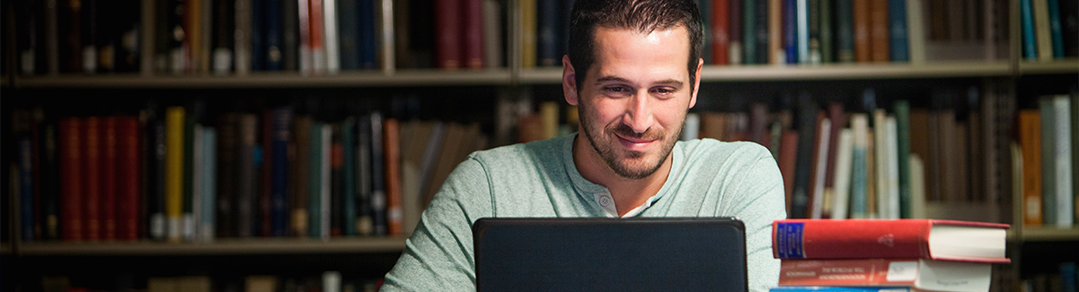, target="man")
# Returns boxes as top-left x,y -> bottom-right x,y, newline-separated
381,0 -> 785,291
